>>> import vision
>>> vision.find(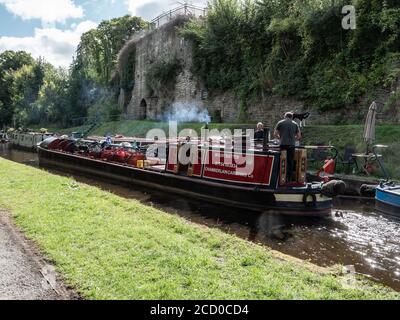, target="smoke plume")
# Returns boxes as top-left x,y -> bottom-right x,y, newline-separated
164,102 -> 211,123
